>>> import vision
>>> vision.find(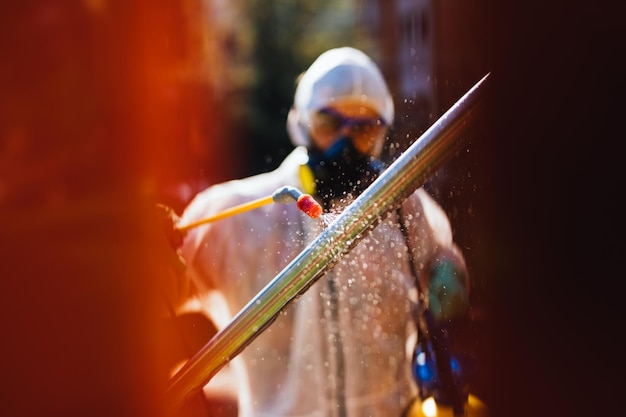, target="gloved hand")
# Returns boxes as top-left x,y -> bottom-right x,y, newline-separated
427,258 -> 469,323
155,203 -> 186,250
